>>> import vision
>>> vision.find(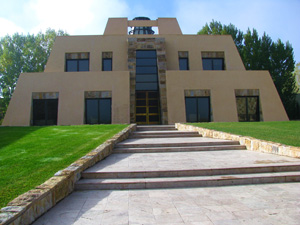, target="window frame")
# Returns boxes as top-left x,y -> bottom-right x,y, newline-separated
102,58 -> 112,71
202,58 -> 224,70
66,58 -> 89,72
32,99 -> 58,126
85,98 -> 112,124
236,96 -> 260,122
135,50 -> 158,91
185,97 -> 211,122
179,57 -> 189,70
